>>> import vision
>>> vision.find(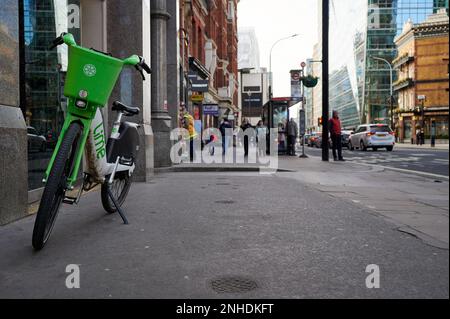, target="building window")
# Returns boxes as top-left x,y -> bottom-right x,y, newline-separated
21,0 -> 80,190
